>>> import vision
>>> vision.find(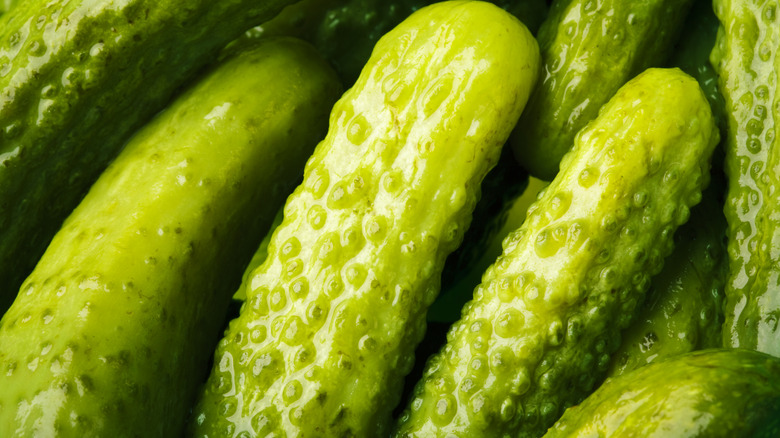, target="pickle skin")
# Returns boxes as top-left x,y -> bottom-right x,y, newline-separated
606,178 -> 728,377
546,349 -> 780,437
189,2 -> 541,437
711,0 -> 780,357
394,68 -> 718,438
0,37 -> 342,437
